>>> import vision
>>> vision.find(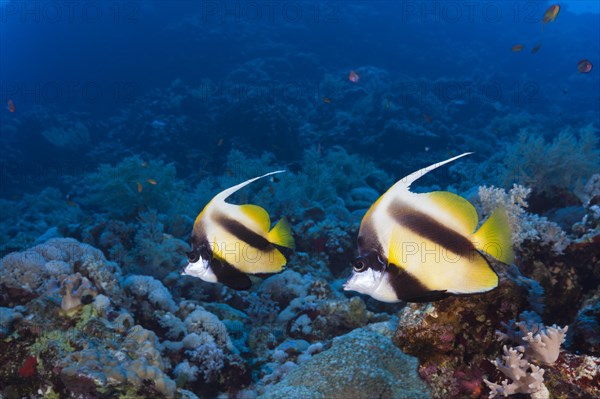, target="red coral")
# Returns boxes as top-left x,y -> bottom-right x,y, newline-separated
18,355 -> 37,377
